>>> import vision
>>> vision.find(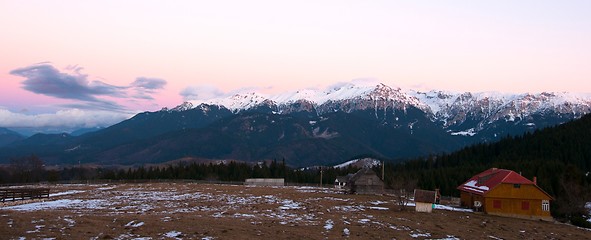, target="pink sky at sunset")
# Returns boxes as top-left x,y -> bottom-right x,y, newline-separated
1,0 -> 590,131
